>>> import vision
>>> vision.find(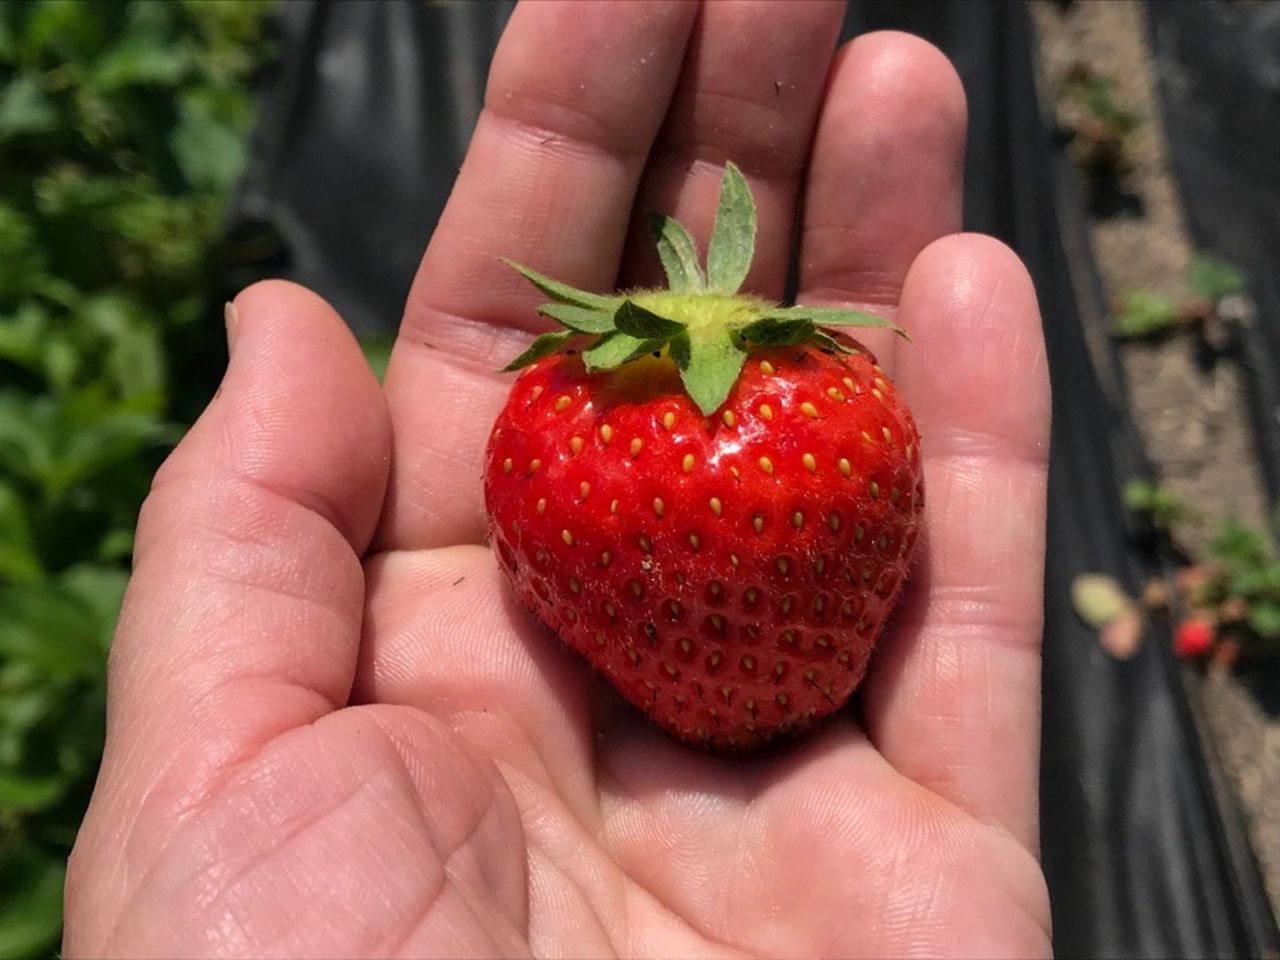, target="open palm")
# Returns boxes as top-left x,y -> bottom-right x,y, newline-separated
65,3 -> 1052,957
